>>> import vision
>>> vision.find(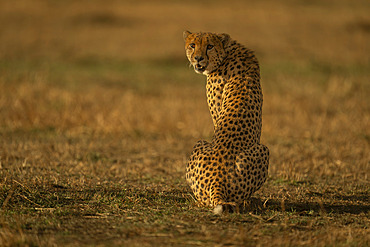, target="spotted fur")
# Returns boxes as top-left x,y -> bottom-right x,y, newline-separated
183,31 -> 269,213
